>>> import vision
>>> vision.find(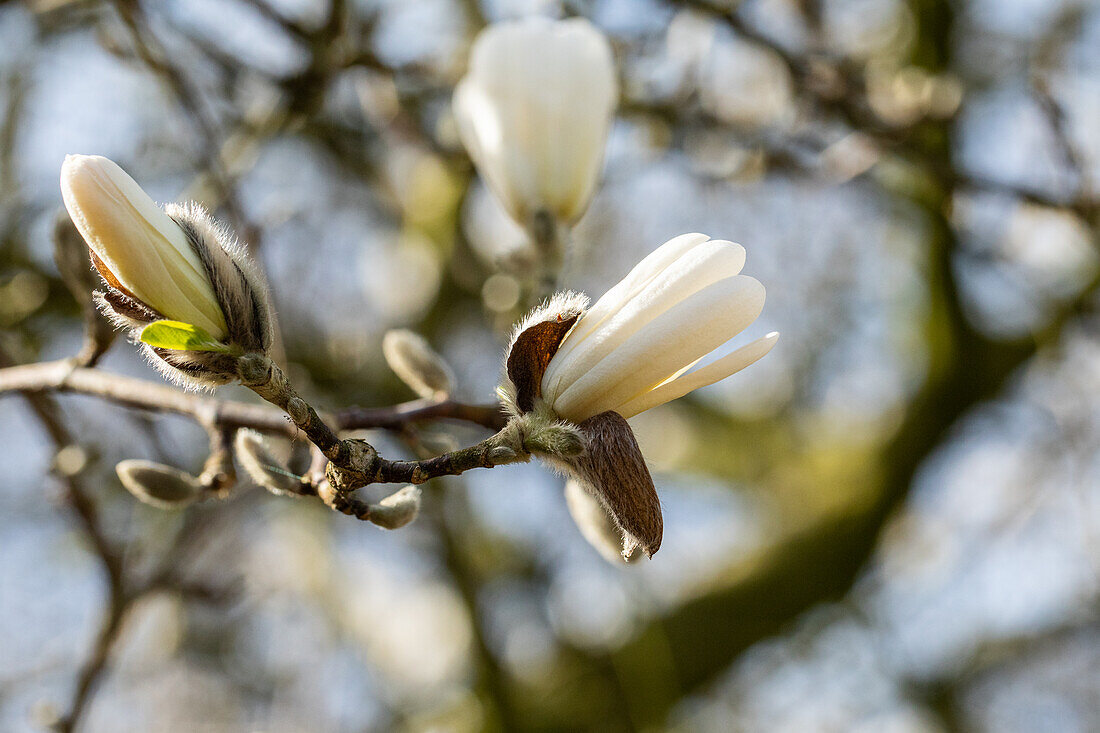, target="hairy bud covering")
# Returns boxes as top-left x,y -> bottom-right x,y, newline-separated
367,485 -> 422,529
498,290 -> 588,416
564,479 -> 644,564
382,329 -> 455,400
235,430 -> 302,496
